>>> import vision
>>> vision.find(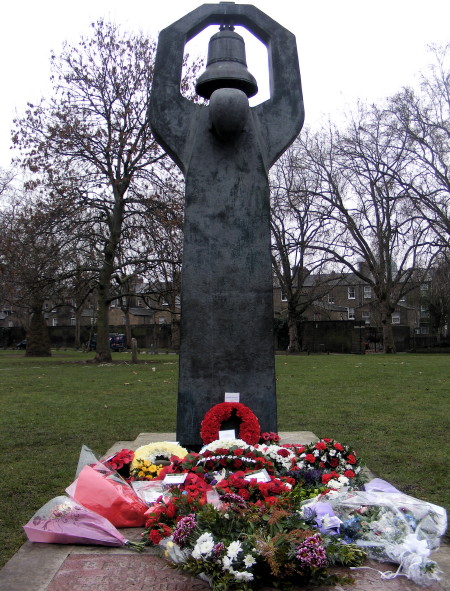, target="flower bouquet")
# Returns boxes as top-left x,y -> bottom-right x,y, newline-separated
294,438 -> 366,488
23,496 -> 144,550
66,463 -> 148,527
320,484 -> 447,585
